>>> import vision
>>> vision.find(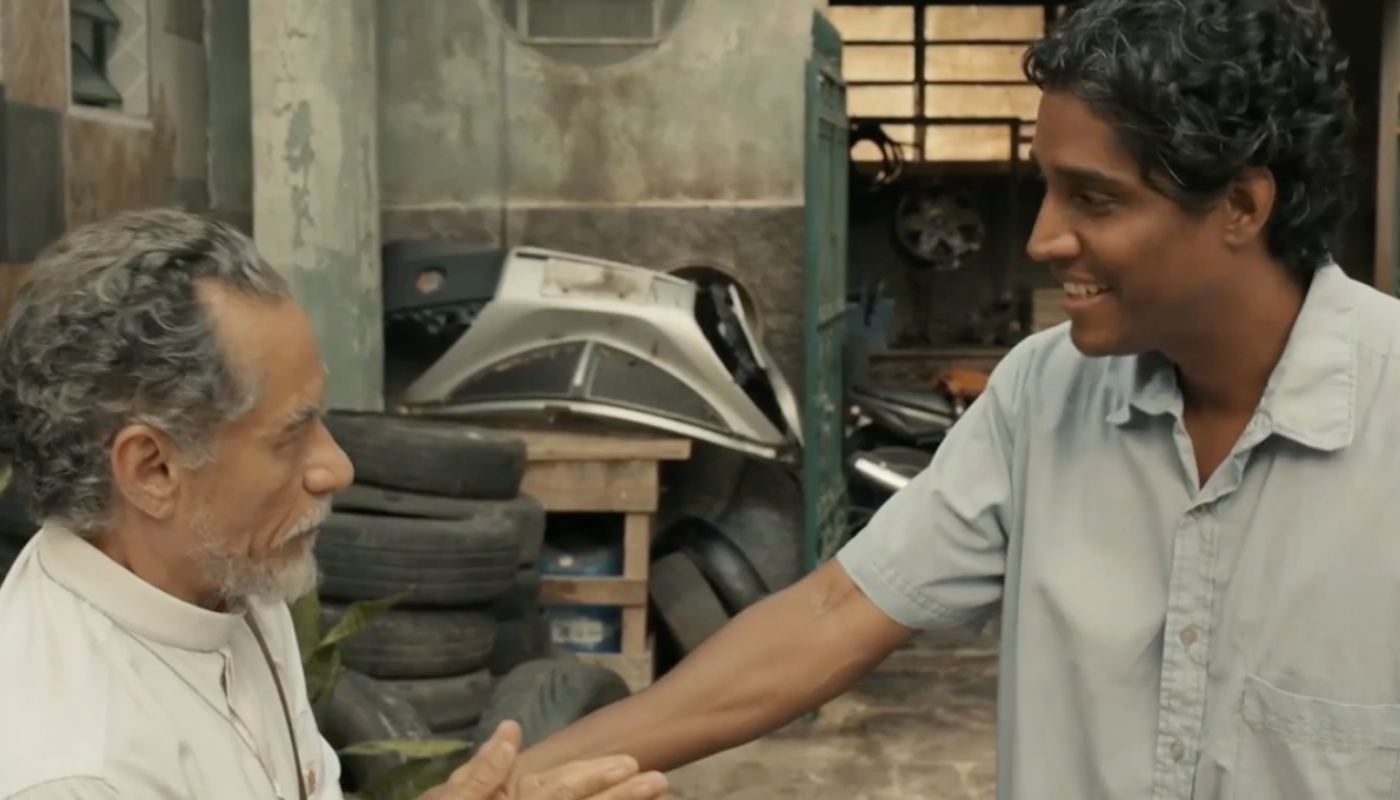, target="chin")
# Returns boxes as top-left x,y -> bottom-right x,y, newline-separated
1067,323 -> 1134,357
